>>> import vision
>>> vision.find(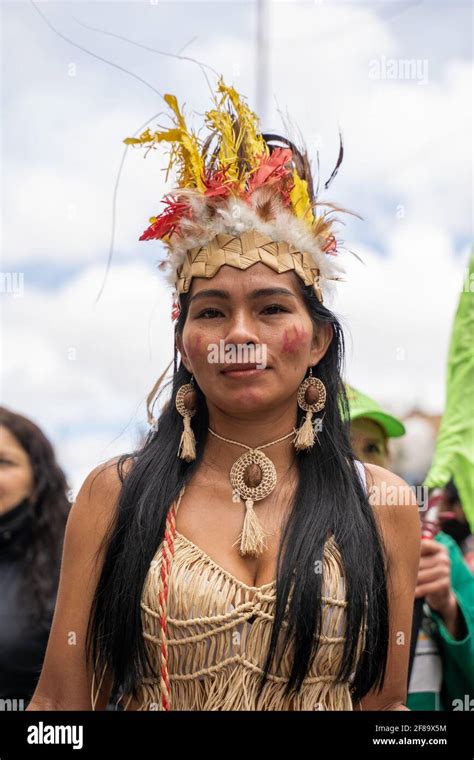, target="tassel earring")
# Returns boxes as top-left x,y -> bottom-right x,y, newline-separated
175,374 -> 197,462
294,367 -> 326,451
